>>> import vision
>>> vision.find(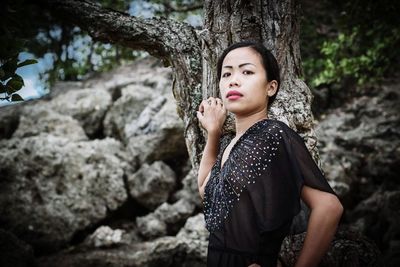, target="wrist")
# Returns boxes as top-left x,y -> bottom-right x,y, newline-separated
207,128 -> 222,138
